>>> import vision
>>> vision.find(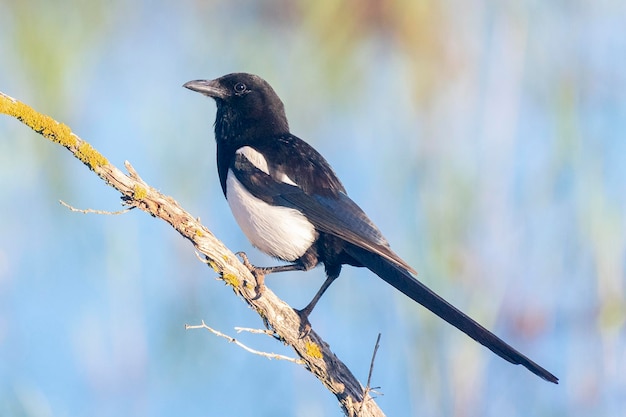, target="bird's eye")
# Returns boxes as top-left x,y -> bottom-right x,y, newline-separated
234,82 -> 247,94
